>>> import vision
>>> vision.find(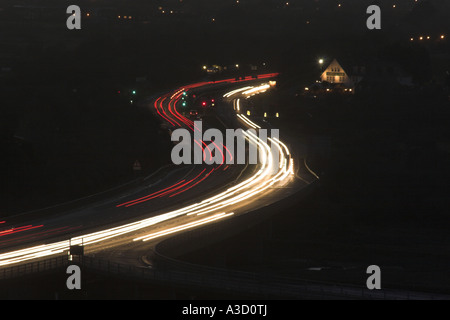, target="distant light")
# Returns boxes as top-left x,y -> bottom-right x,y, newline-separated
441,35 -> 445,39
427,36 -> 430,40
305,87 -> 309,91
236,64 -> 239,68
276,112 -> 279,118
393,4 -> 396,8
86,13 -> 90,17
264,112 -> 267,118
247,110 -> 251,116
419,36 -> 423,40
410,37 -> 414,41
203,65 -> 207,70
319,59 -> 324,65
